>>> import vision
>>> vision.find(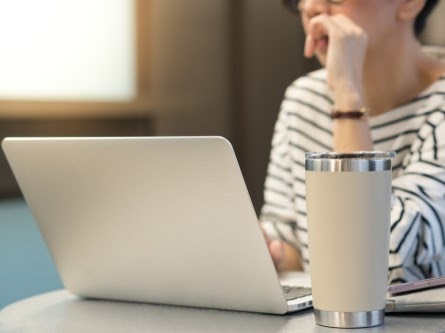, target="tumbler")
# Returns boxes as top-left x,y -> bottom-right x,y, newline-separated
305,151 -> 395,328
